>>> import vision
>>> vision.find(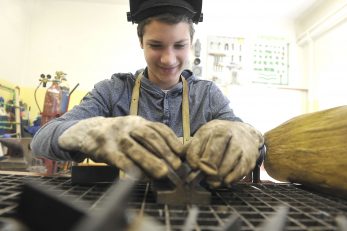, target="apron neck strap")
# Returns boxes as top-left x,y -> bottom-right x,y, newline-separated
129,72 -> 191,144
129,72 -> 142,115
181,76 -> 190,144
